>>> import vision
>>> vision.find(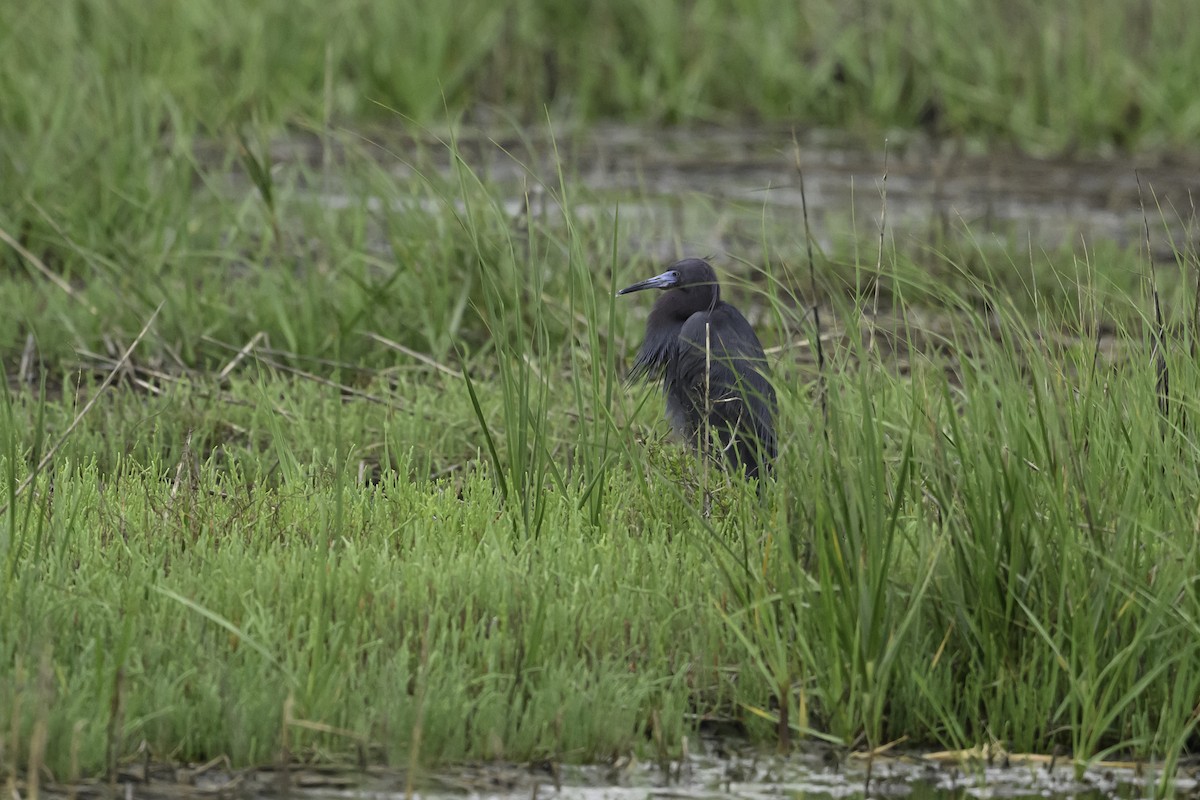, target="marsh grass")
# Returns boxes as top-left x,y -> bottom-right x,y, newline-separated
5,0 -> 1200,158
5,0 -> 1200,782
3,110 -> 1200,783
